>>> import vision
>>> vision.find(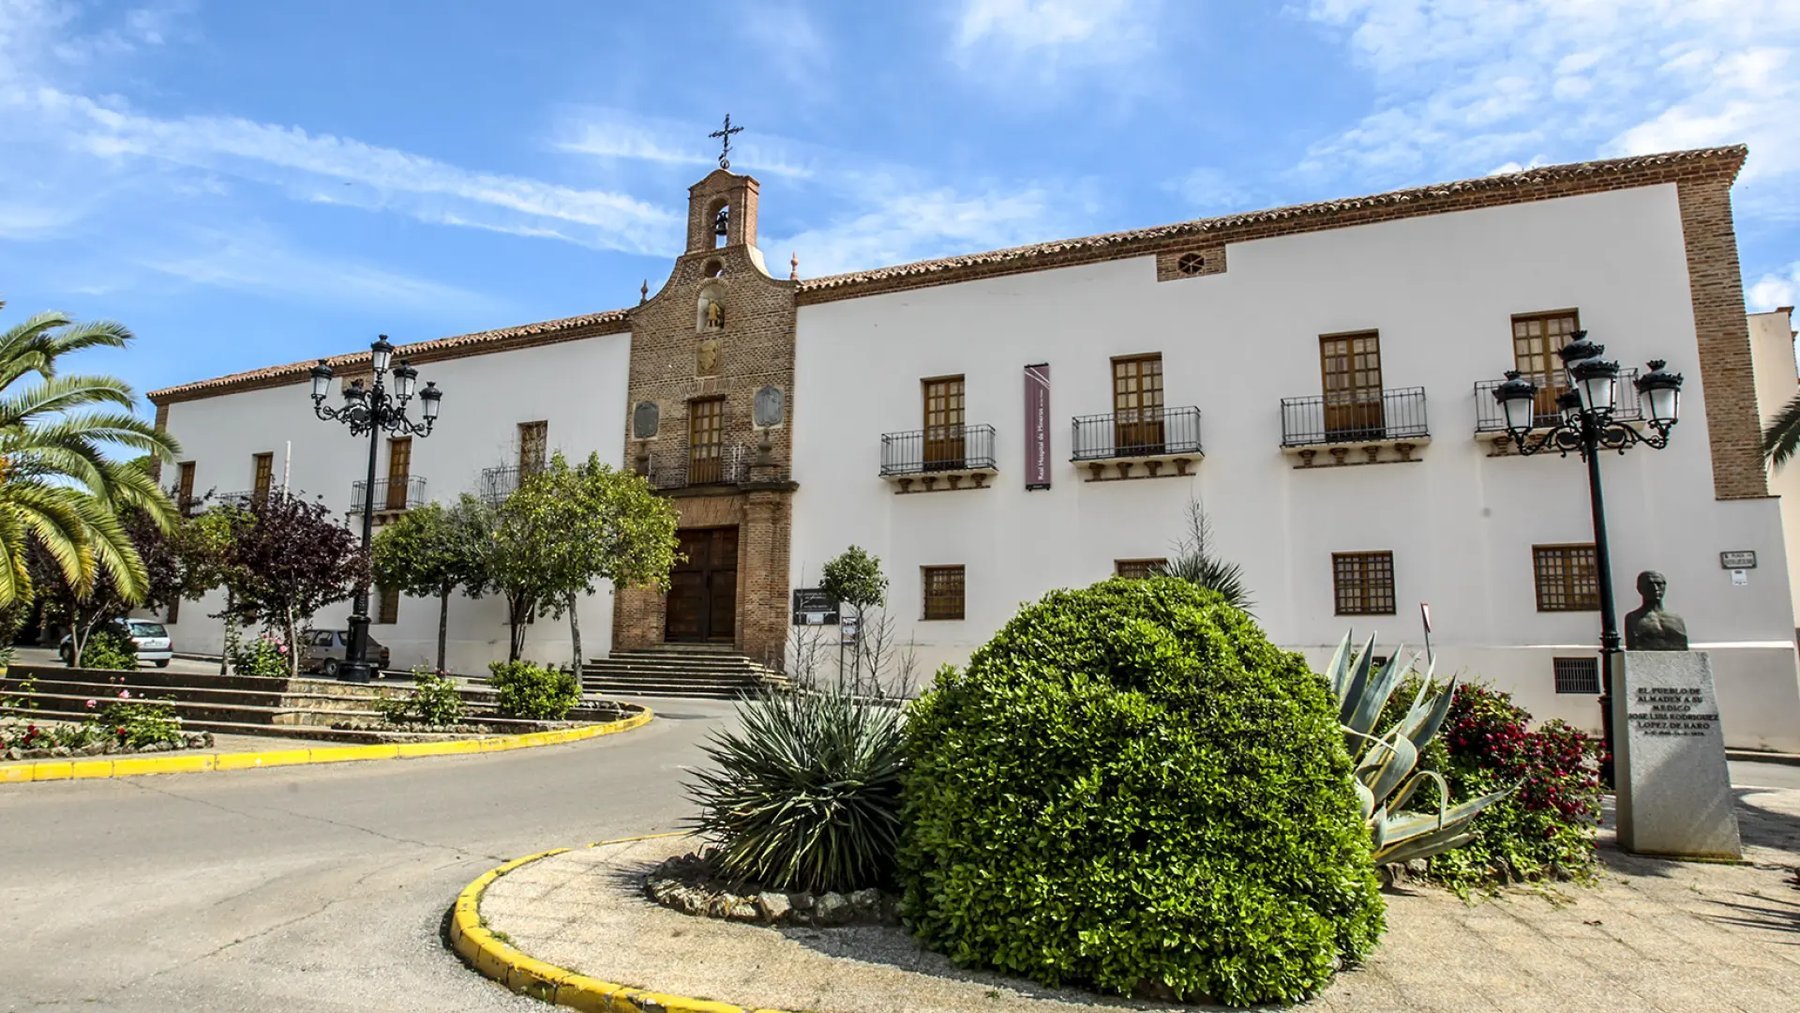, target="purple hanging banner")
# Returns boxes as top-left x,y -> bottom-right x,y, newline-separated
1025,363 -> 1051,490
